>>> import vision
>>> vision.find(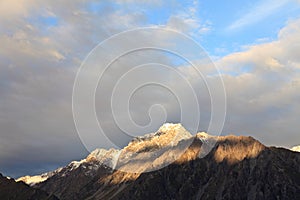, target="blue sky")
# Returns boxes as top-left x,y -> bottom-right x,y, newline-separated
199,0 -> 300,56
100,0 -> 300,57
82,0 -> 300,65
1,0 -> 300,178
